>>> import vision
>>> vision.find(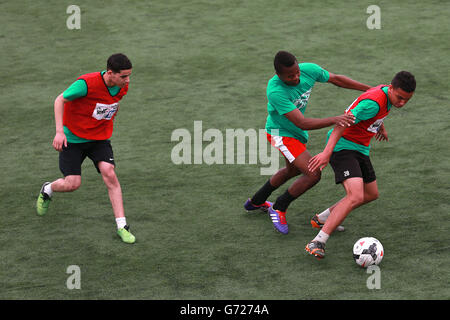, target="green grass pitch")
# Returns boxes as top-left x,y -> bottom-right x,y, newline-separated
0,0 -> 449,300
